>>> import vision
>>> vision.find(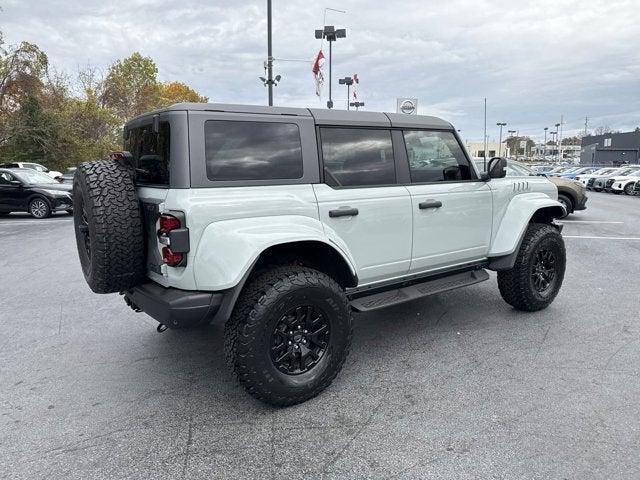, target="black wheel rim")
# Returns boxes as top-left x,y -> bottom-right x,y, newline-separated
77,198 -> 91,258
531,248 -> 557,294
270,305 -> 330,375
